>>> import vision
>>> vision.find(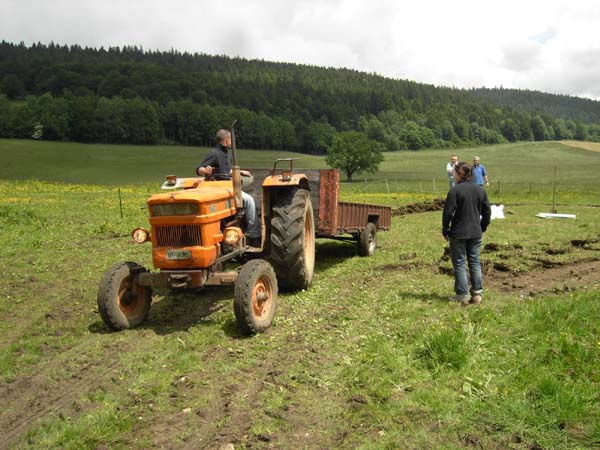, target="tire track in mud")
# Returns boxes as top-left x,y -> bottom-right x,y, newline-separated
125,339 -> 341,449
0,336 -> 141,449
0,298 -> 214,449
